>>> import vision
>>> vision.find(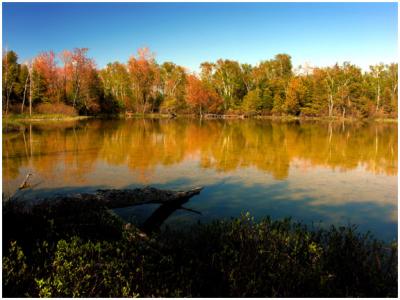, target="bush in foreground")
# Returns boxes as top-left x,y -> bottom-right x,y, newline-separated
2,200 -> 398,297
